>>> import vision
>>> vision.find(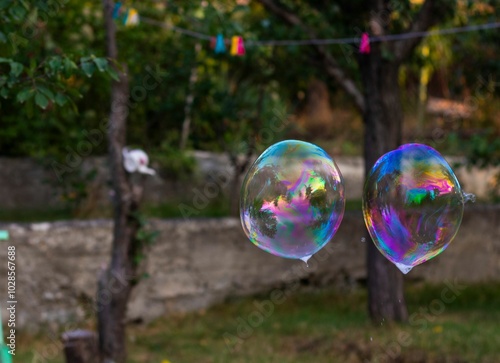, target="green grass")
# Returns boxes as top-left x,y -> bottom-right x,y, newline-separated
0,201 -> 359,223
0,199 -> 363,223
143,198 -> 231,219
0,199 -> 231,222
0,208 -> 74,222
19,282 -> 500,363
